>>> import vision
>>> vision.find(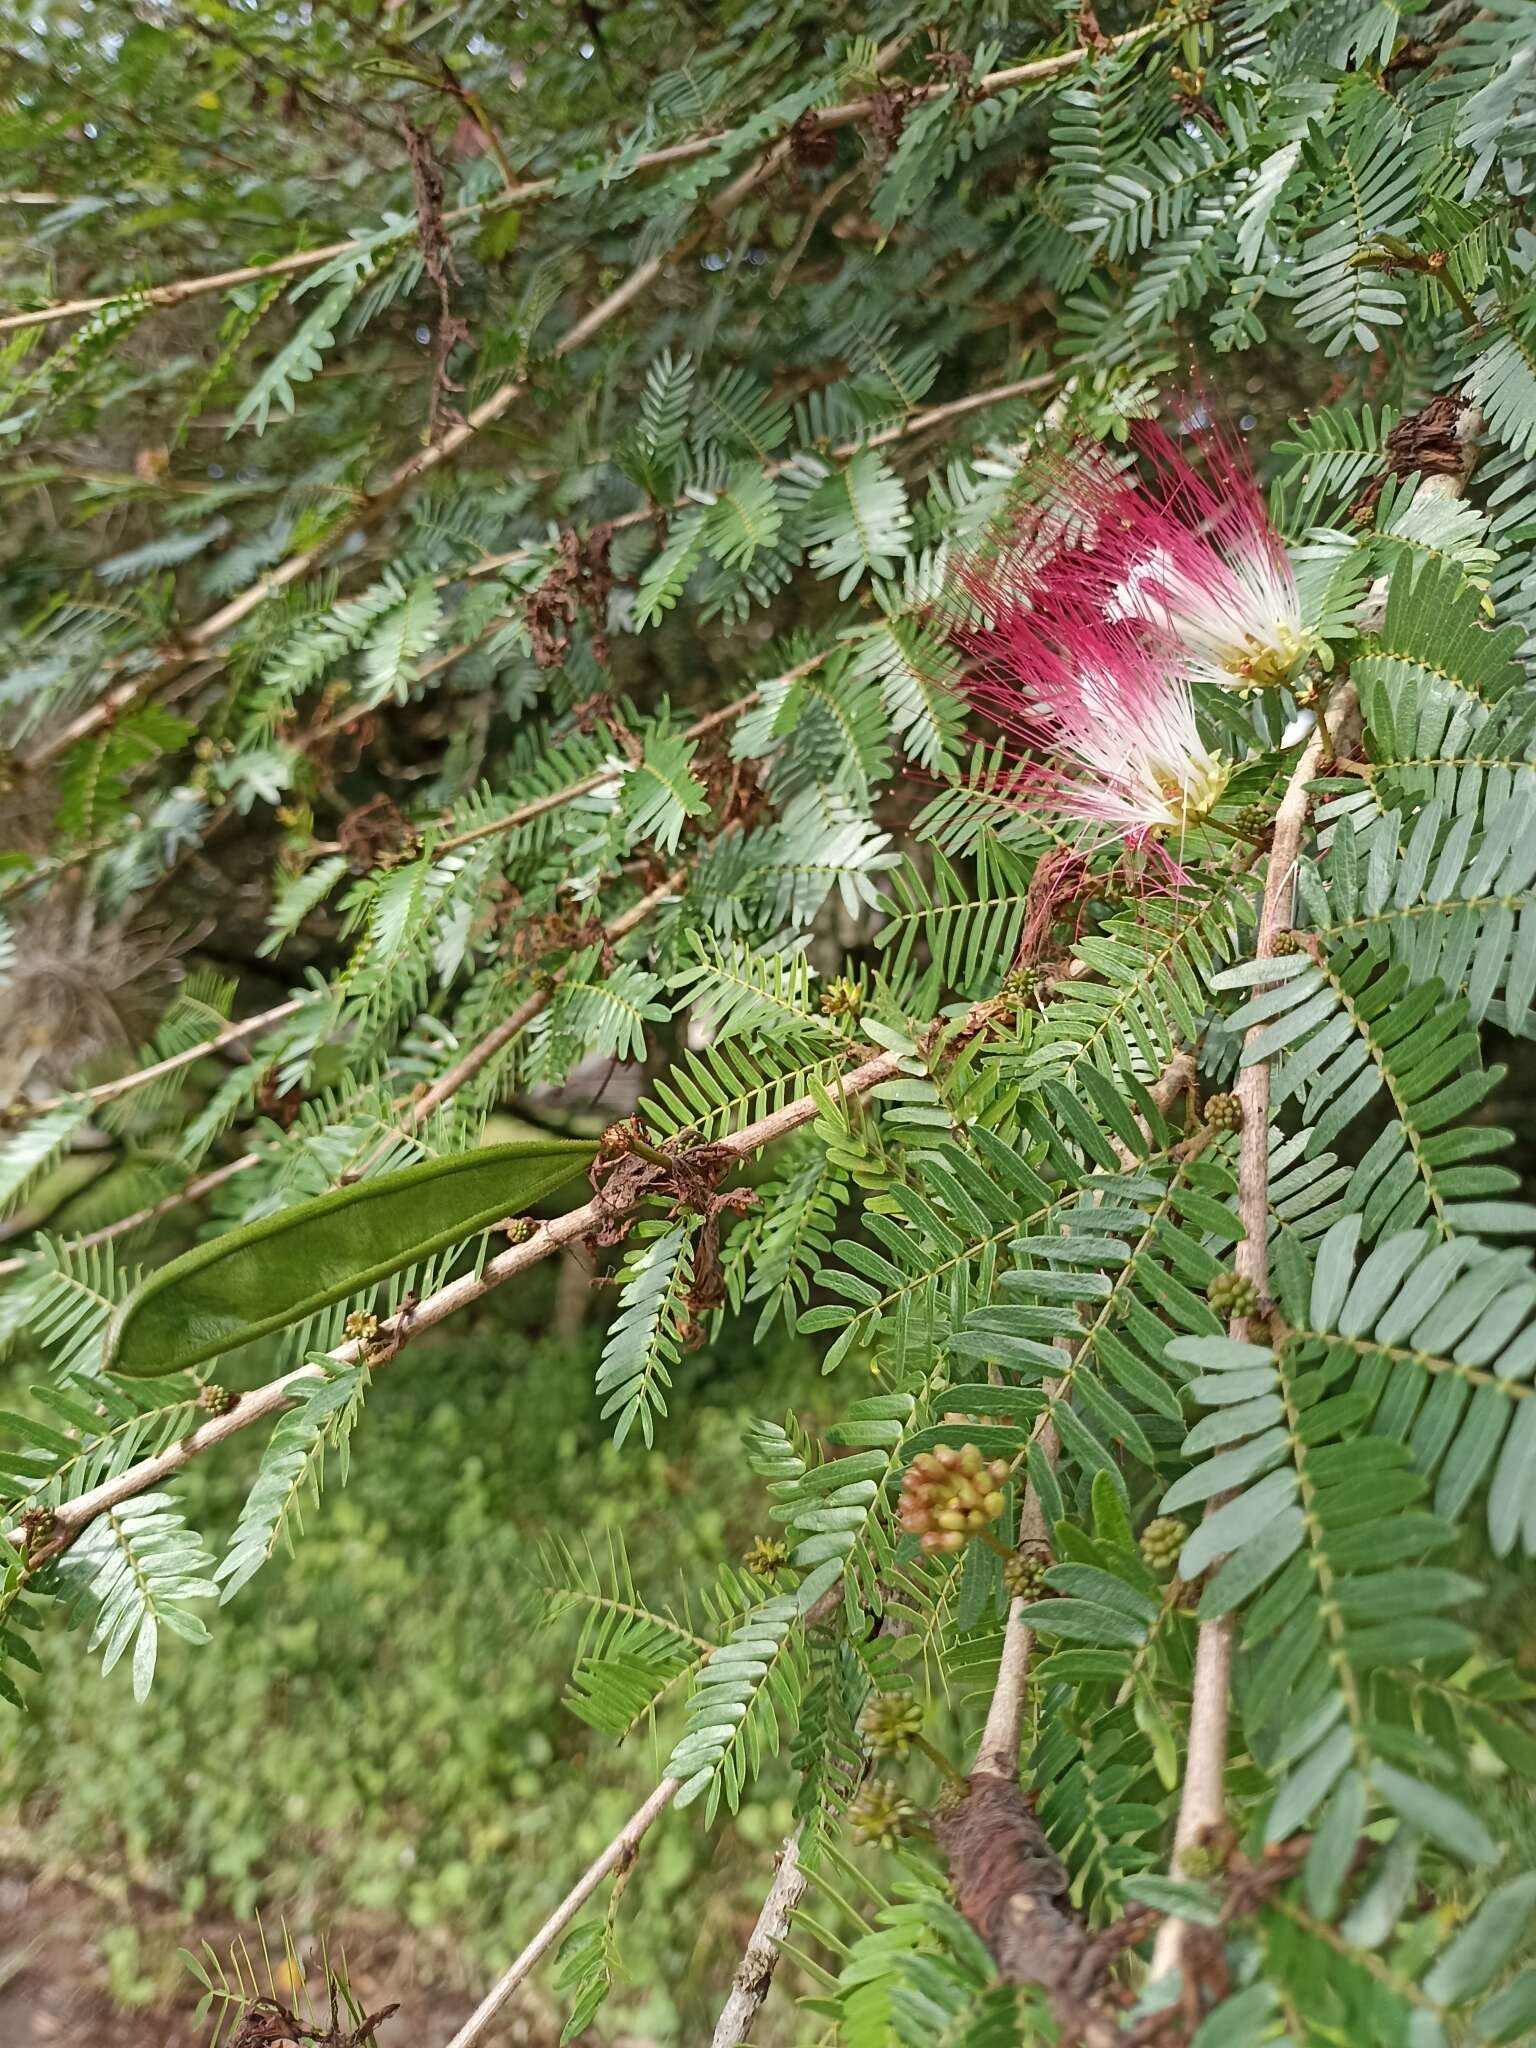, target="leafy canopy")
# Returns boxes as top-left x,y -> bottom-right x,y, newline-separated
4,1 -> 1536,2043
